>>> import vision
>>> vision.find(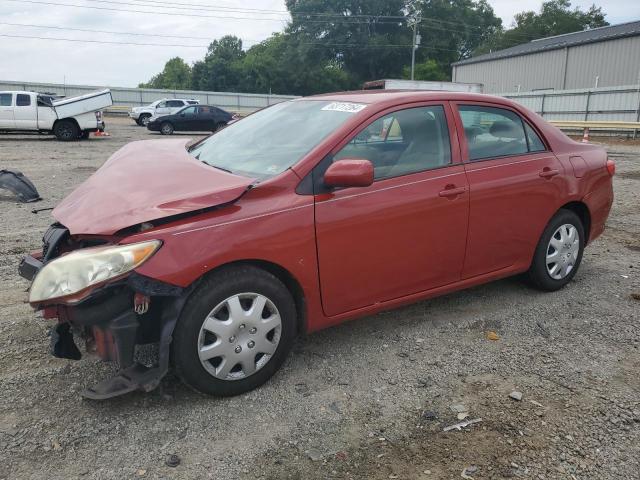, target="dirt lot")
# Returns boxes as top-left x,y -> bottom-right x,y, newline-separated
1,117 -> 639,480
